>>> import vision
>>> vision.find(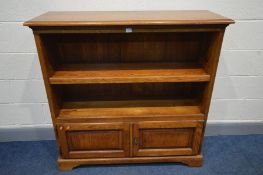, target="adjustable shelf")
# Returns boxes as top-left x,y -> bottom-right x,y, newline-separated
58,99 -> 204,122
49,63 -> 210,84
24,11 -> 234,170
